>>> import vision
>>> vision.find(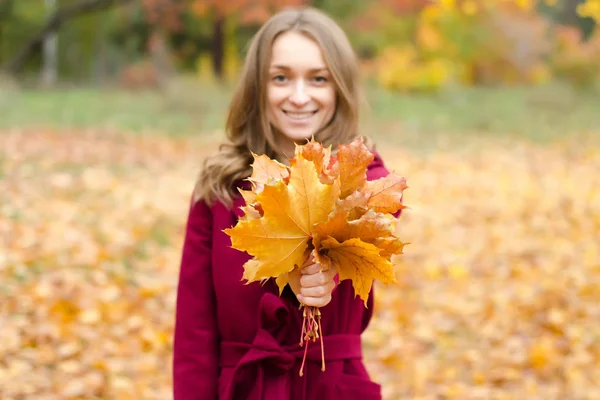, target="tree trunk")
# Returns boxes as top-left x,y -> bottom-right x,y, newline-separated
562,0 -> 581,25
0,0 -> 134,76
0,0 -> 15,64
41,0 -> 58,86
148,29 -> 174,88
212,15 -> 224,81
